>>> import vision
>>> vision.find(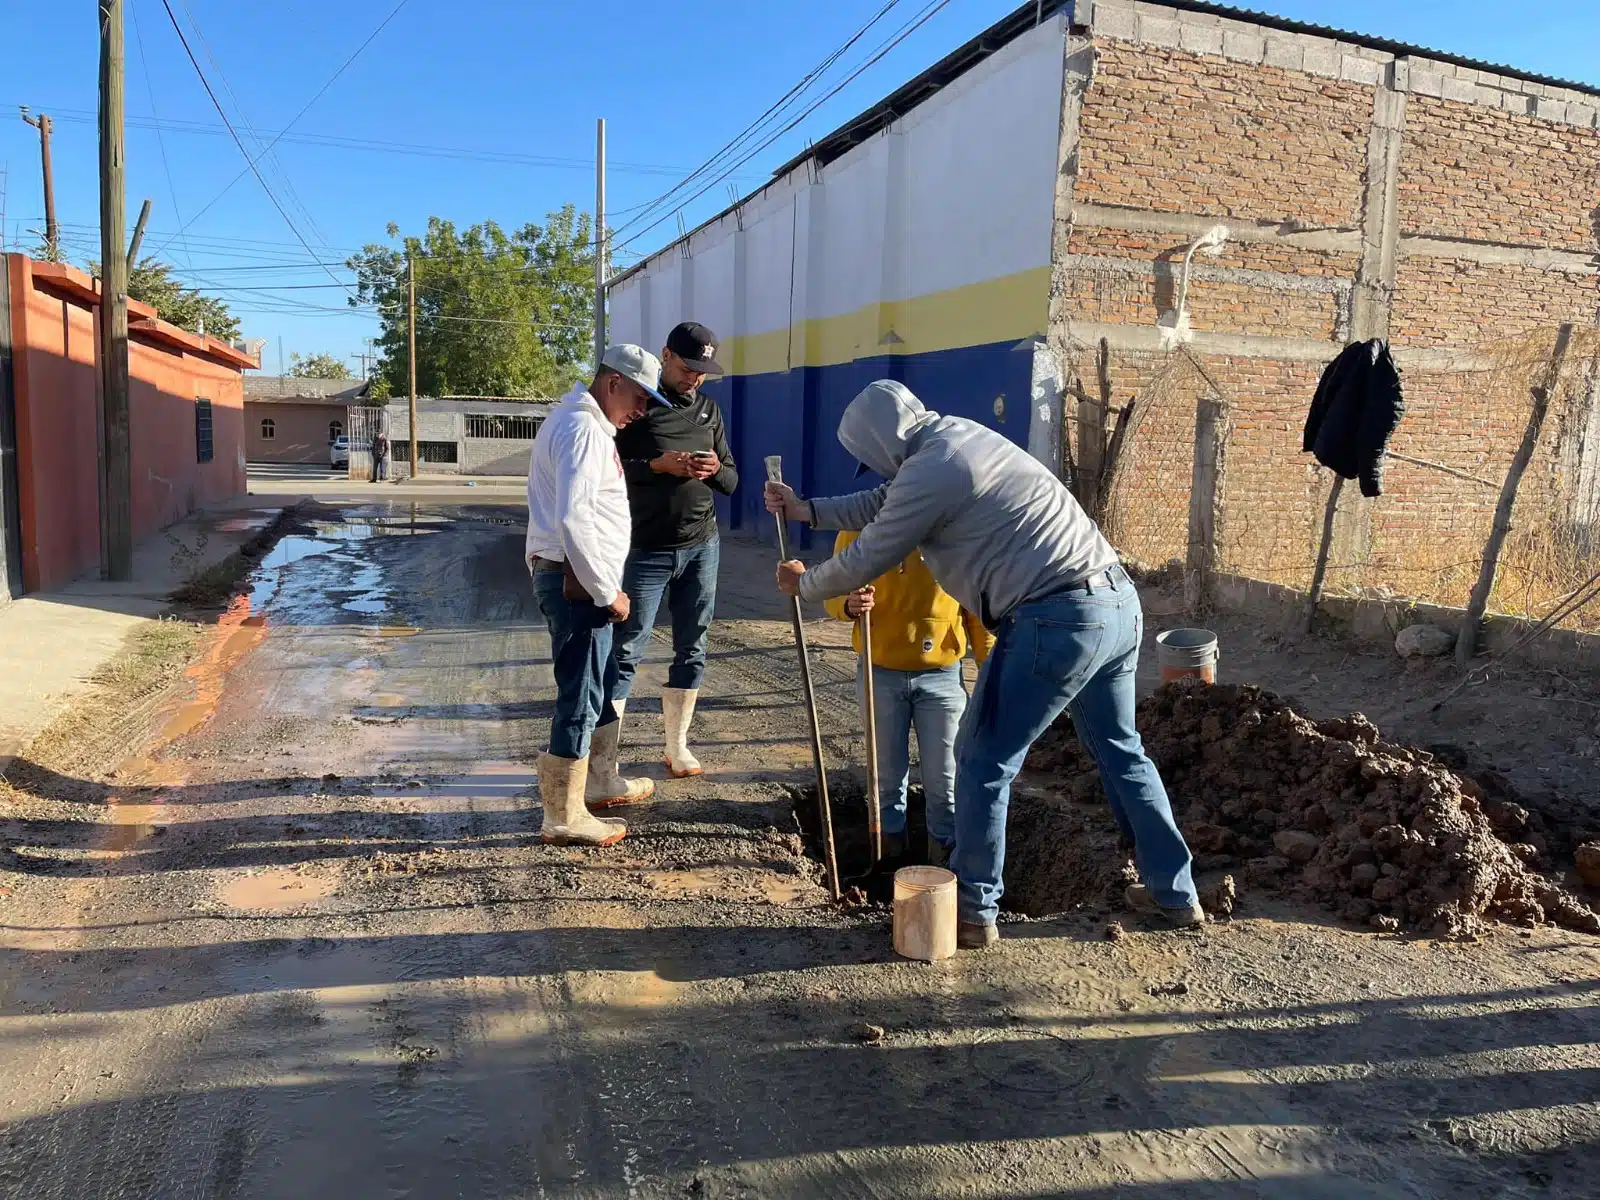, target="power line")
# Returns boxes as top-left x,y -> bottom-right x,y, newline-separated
130,0 -> 192,268
12,103 -> 754,178
150,0 -> 412,258
616,0 -> 954,257
609,0 -> 907,245
157,0 -> 354,297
